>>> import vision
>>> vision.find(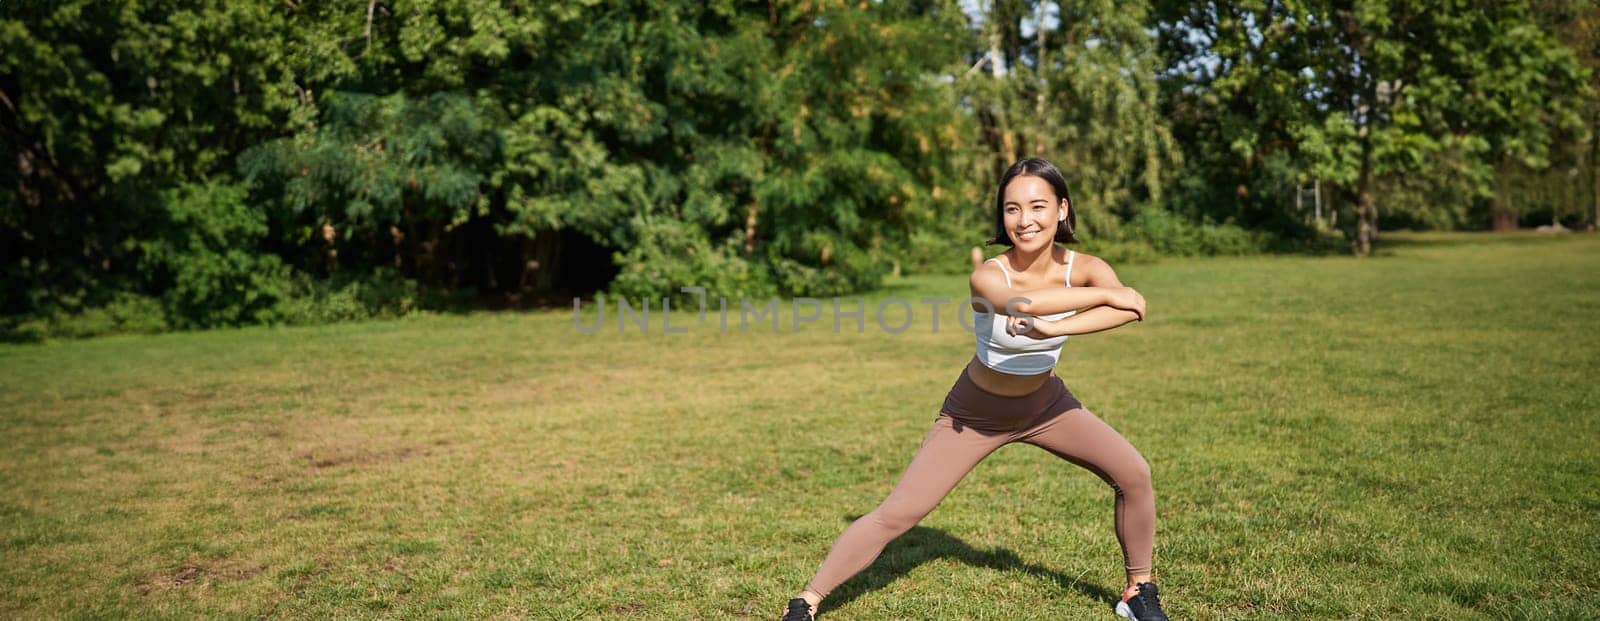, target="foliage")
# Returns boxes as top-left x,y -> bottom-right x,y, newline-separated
1154,0 -> 1589,254
962,0 -> 1181,236
277,267 -> 419,326
1118,208 -> 1271,256
2,0 -> 1595,337
136,182 -> 296,328
1,1 -> 300,314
